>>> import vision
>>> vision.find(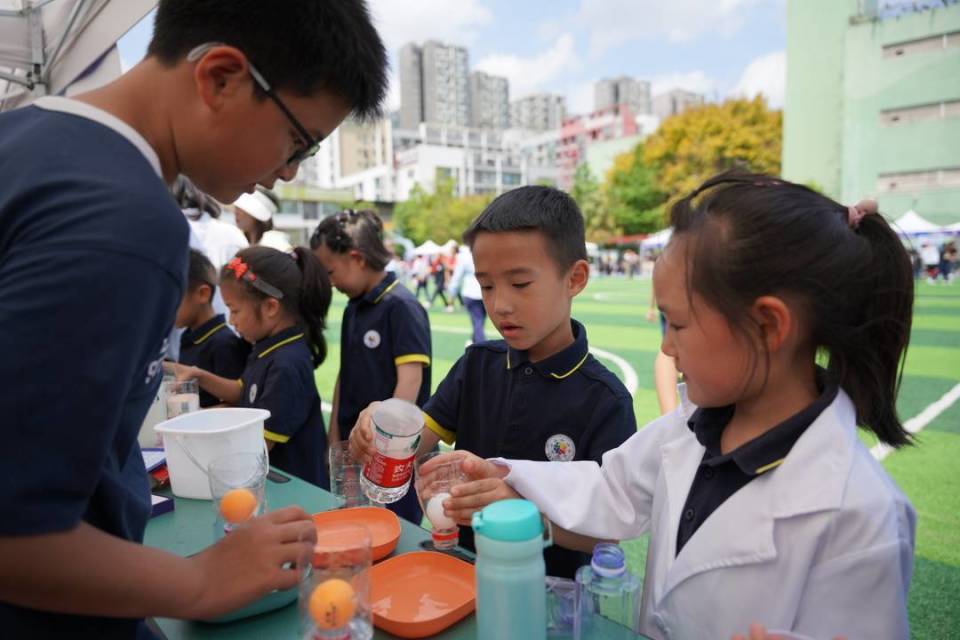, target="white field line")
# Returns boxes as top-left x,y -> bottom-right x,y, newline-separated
871,382 -> 960,461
